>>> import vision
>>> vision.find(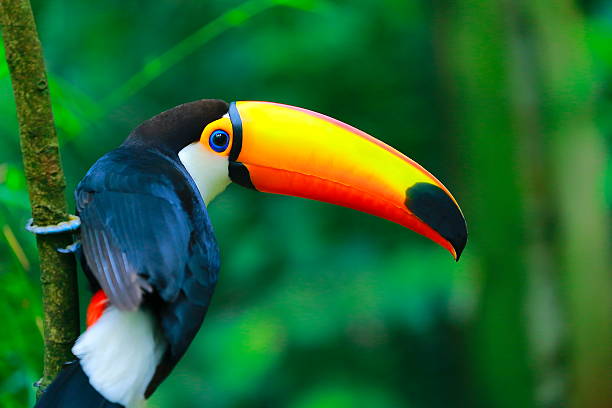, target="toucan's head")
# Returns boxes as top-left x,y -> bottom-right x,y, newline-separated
178,100 -> 467,260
